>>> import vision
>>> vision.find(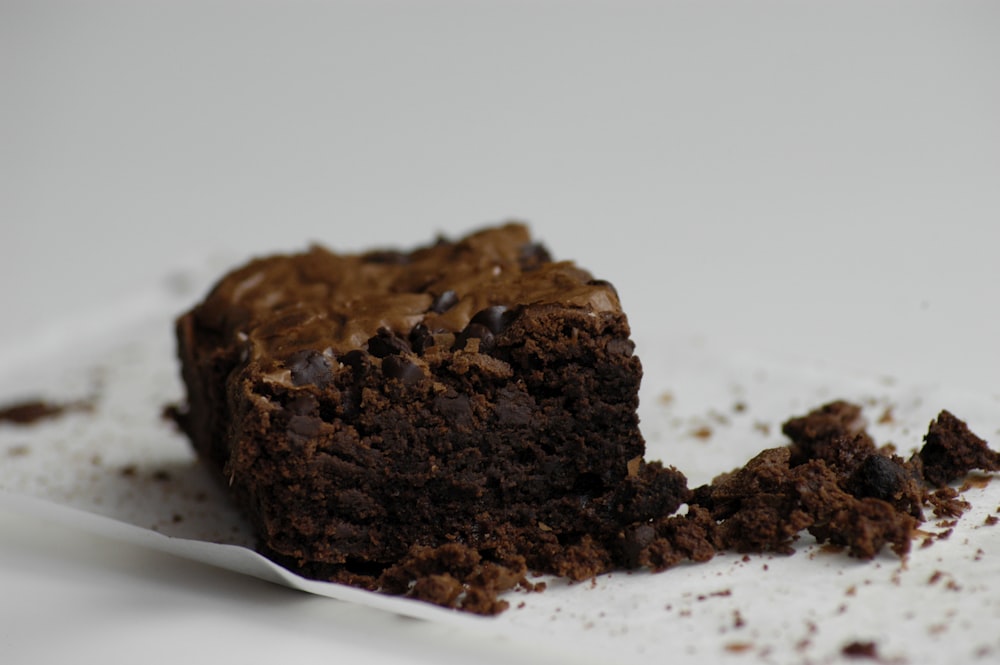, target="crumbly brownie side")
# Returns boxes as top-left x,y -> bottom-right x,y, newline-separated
175,224 -> 689,601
